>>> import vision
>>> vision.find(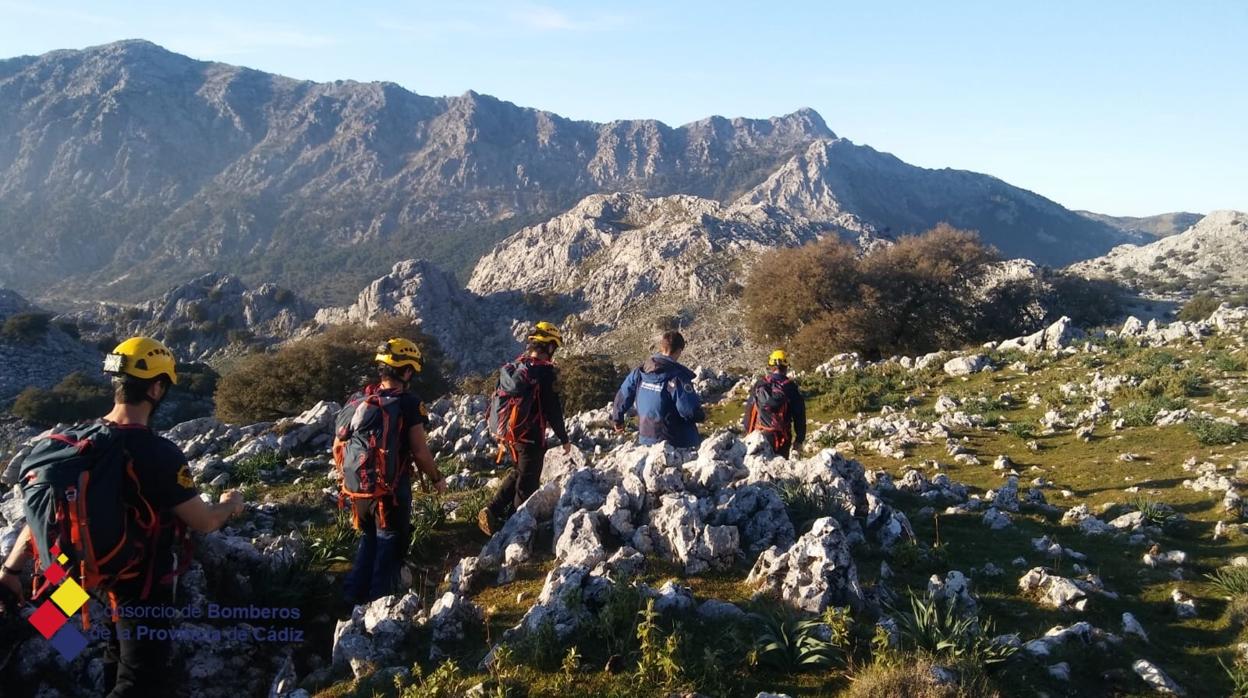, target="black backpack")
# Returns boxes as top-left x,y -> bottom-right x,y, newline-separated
747,377 -> 792,449
487,358 -> 548,460
334,386 -> 408,527
19,422 -> 162,613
